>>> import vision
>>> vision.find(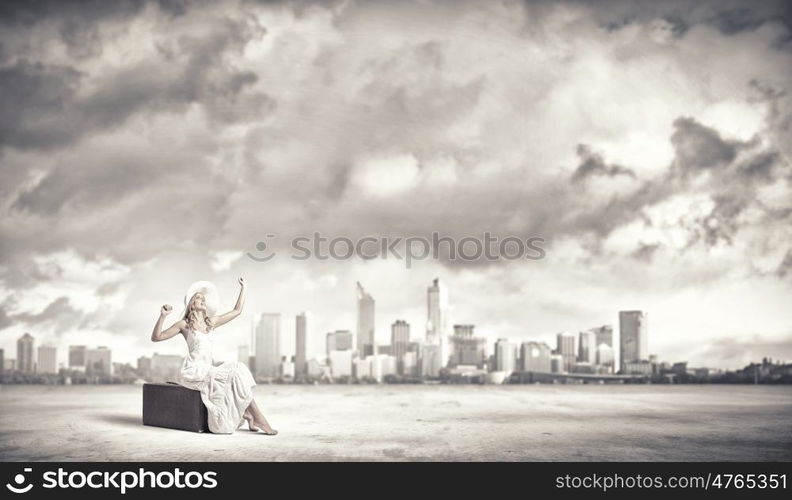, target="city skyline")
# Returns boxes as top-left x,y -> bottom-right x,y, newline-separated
3,296 -> 789,385
3,274 -> 790,374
